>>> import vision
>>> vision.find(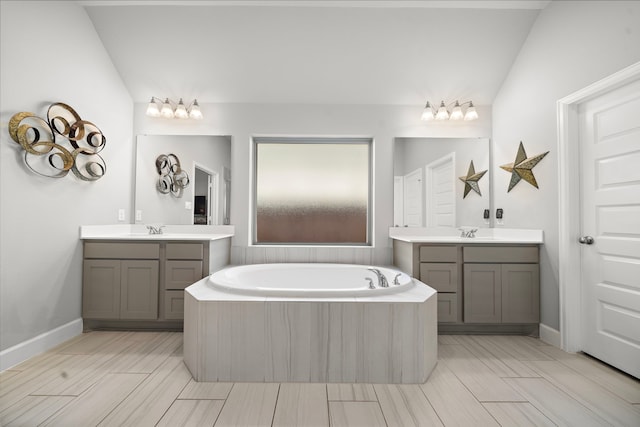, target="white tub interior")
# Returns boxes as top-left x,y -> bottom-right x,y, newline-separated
208,263 -> 413,297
